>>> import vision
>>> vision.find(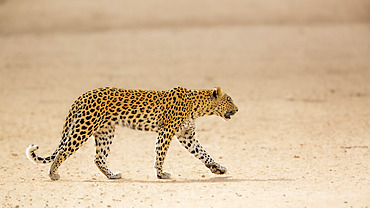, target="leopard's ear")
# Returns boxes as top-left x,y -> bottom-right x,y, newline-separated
212,87 -> 223,99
